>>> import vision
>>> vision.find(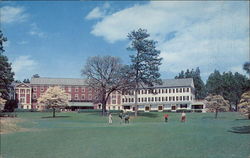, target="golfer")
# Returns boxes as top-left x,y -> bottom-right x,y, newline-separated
108,113 -> 113,124
181,112 -> 186,122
